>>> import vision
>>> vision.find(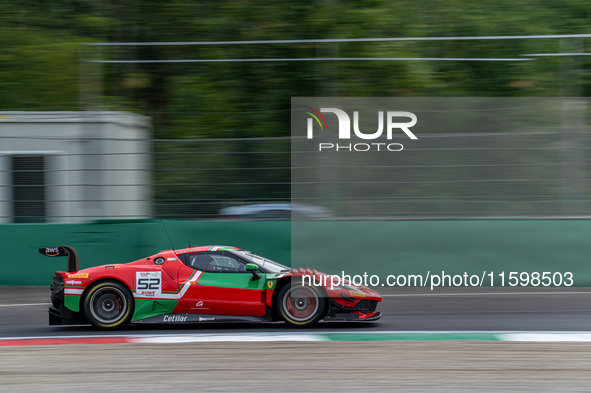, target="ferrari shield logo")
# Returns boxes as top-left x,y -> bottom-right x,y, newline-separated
267,280 -> 275,289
